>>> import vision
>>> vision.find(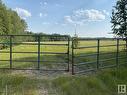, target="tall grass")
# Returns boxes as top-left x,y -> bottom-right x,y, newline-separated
52,65 -> 127,95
